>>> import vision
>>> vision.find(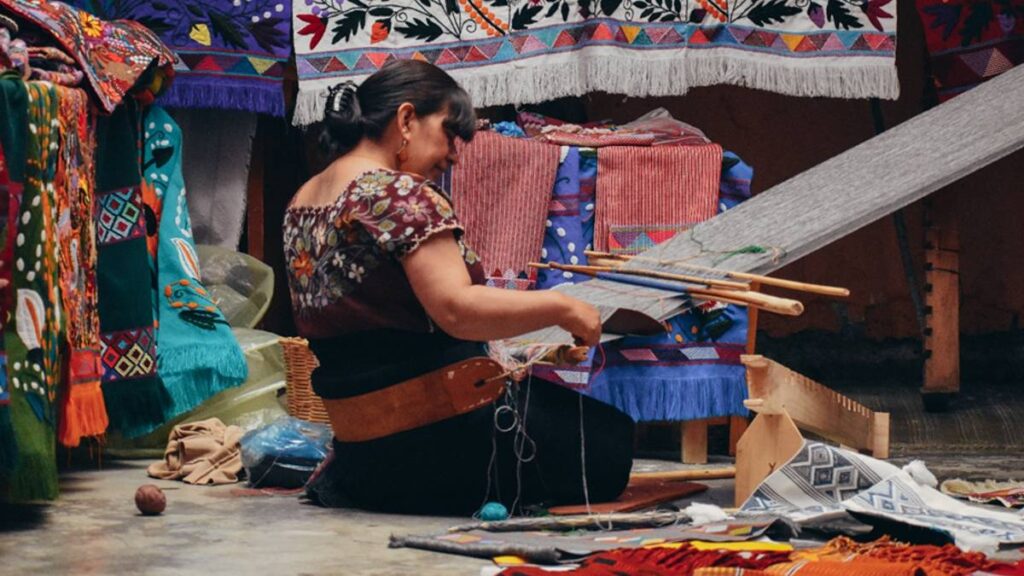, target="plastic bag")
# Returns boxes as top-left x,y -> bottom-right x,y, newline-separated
240,416 -> 333,488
